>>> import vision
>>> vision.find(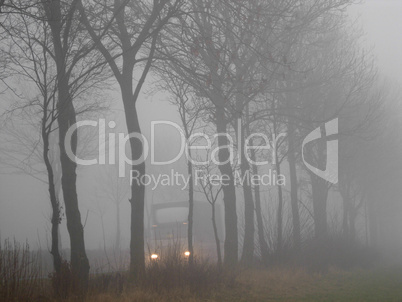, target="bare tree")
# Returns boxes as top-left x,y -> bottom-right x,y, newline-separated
1,2 -> 108,292
77,0 -> 183,277
284,16 -> 379,270
160,0 -> 356,268
196,154 -> 224,268
4,0 -> 111,292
